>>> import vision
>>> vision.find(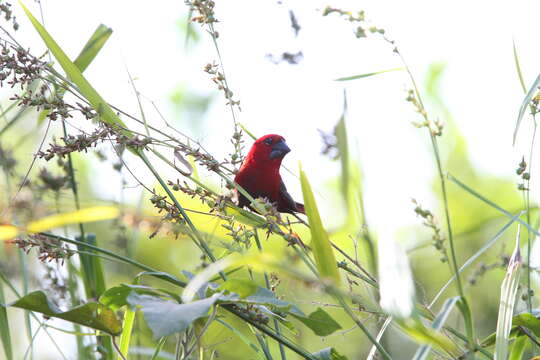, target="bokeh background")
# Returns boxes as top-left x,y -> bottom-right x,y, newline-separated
2,0 -> 540,359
